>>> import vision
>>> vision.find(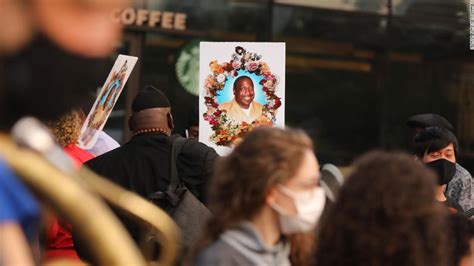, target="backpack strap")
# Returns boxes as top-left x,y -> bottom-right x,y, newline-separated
147,136 -> 188,207
168,136 -> 187,193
